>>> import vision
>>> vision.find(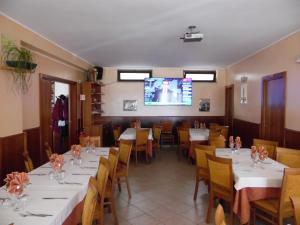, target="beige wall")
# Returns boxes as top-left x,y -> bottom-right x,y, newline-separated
102,67 -> 226,116
227,31 -> 300,130
0,15 -> 90,137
